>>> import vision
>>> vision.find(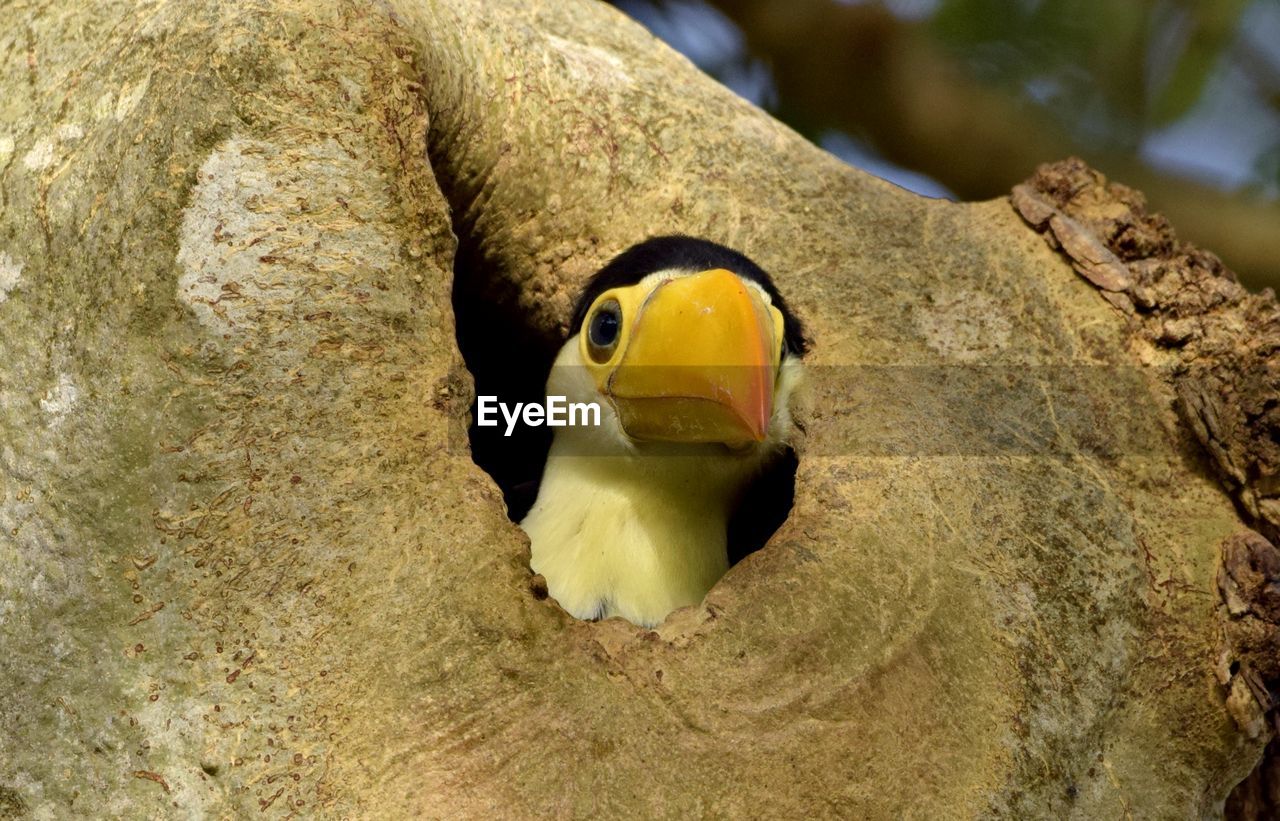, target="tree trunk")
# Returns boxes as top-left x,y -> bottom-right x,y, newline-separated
0,1 -> 1275,817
